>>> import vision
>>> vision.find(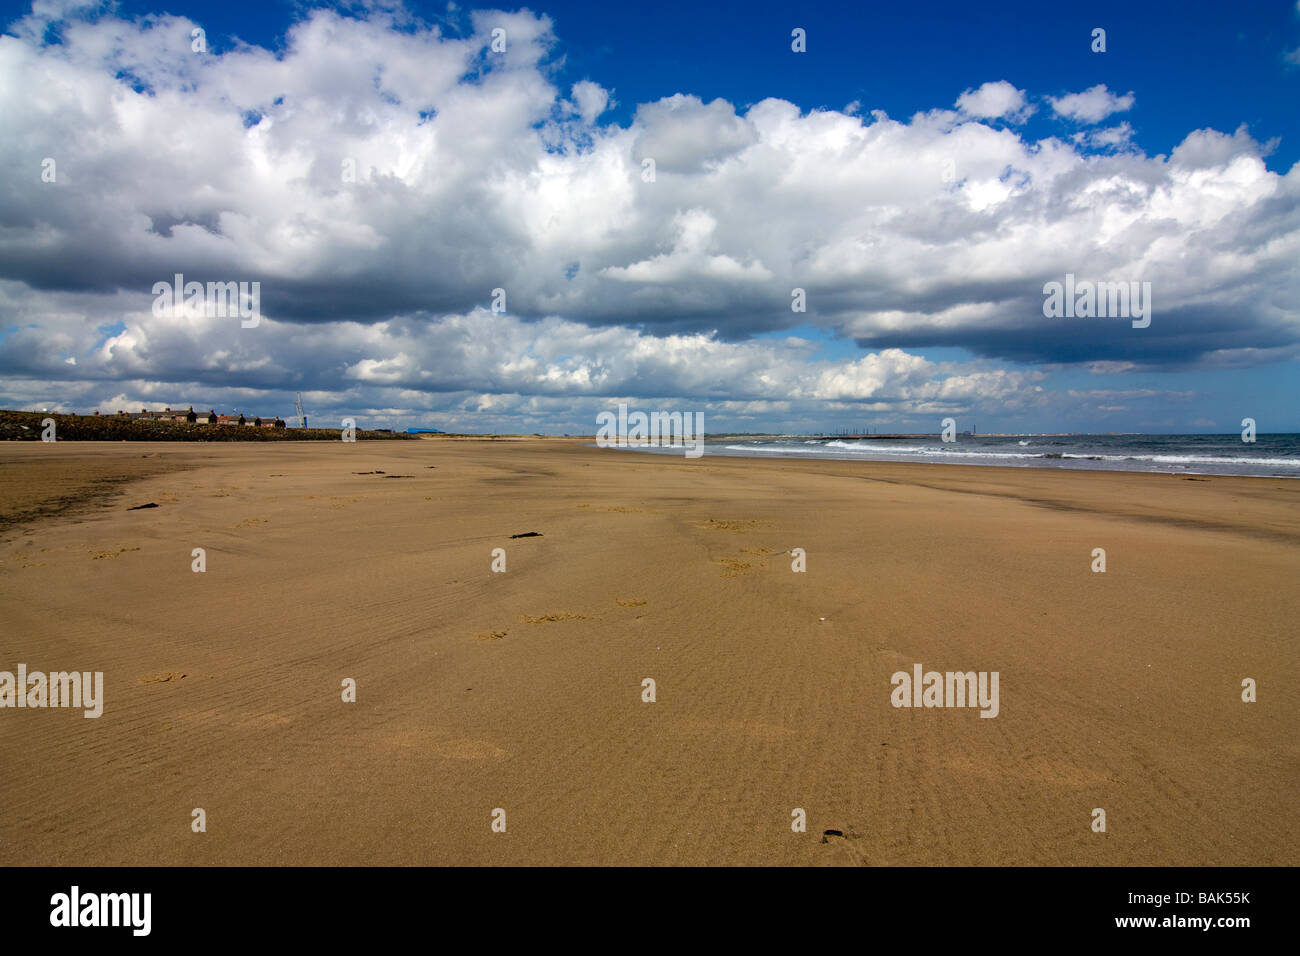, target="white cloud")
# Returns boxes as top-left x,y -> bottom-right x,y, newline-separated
1071,122 -> 1136,150
570,80 -> 610,124
631,93 -> 756,172
954,81 -> 1034,122
1168,124 -> 1263,170
1049,84 -> 1135,123
599,208 -> 773,283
